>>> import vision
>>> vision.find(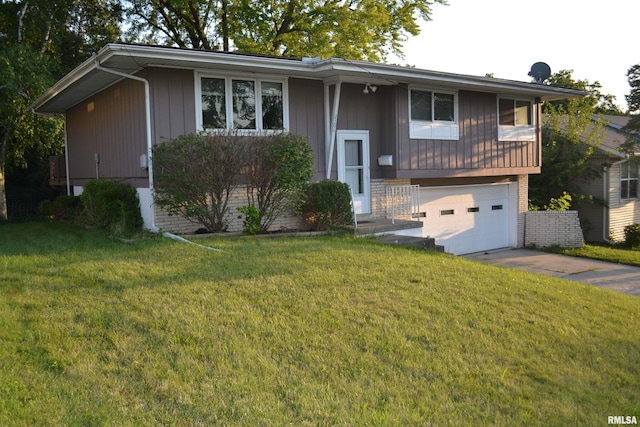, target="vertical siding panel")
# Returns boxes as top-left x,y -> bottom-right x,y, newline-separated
289,78 -> 325,177
65,78 -> 147,185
